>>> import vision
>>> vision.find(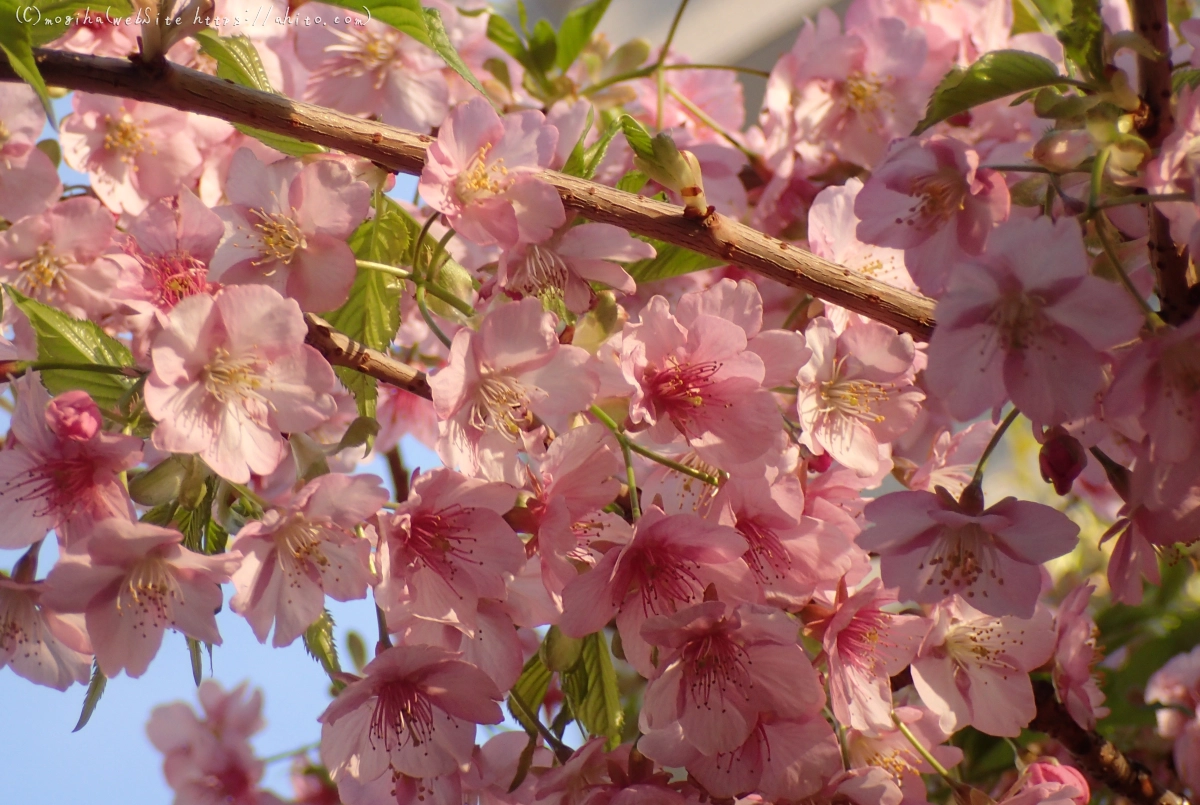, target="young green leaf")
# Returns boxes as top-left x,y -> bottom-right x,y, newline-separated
615,169 -> 649,194
304,610 -> 342,678
73,660 -> 107,732
581,116 -> 622,179
346,630 -> 369,673
1057,0 -> 1105,83
320,0 -> 430,44
26,0 -> 133,45
0,0 -> 53,123
618,114 -> 655,161
529,18 -> 558,74
914,50 -> 1067,134
187,637 -> 204,686
487,13 -> 532,67
507,652 -> 552,735
624,240 -> 721,283
425,7 -> 492,101
560,106 -> 595,178
561,632 -> 623,749
556,0 -> 611,72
